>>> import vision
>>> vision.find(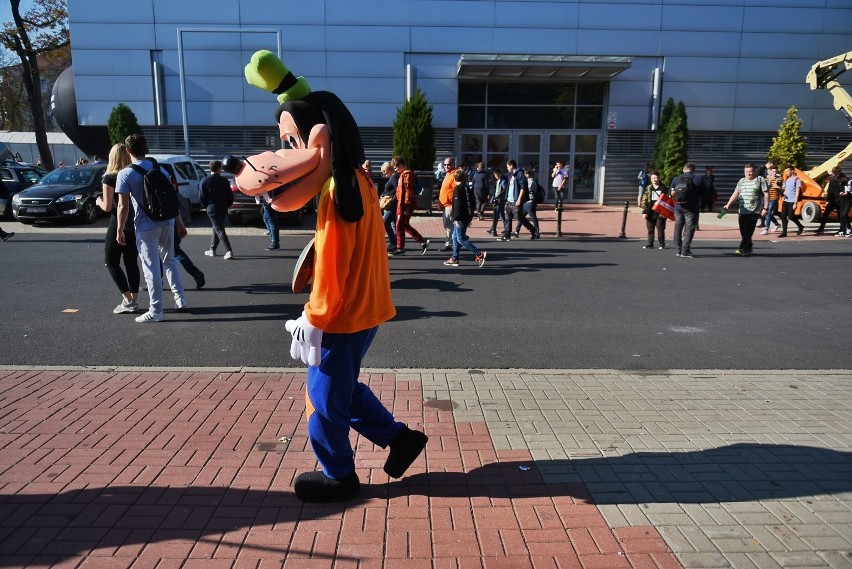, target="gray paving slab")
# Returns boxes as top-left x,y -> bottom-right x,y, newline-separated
423,368 -> 852,569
